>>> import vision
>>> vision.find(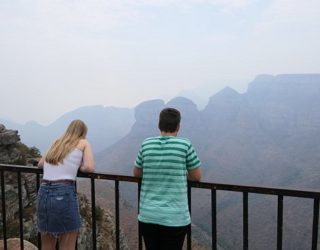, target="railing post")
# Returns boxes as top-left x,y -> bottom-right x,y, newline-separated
187,184 -> 192,250
138,181 -> 142,250
277,195 -> 283,250
17,171 -> 24,250
211,189 -> 217,250
115,180 -> 120,250
243,192 -> 248,250
312,197 -> 319,250
36,173 -> 41,249
90,177 -> 97,250
1,170 -> 7,250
